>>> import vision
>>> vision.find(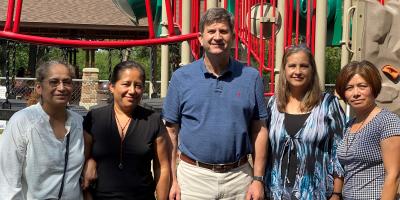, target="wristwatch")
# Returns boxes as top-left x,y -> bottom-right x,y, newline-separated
253,176 -> 264,184
331,192 -> 342,199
